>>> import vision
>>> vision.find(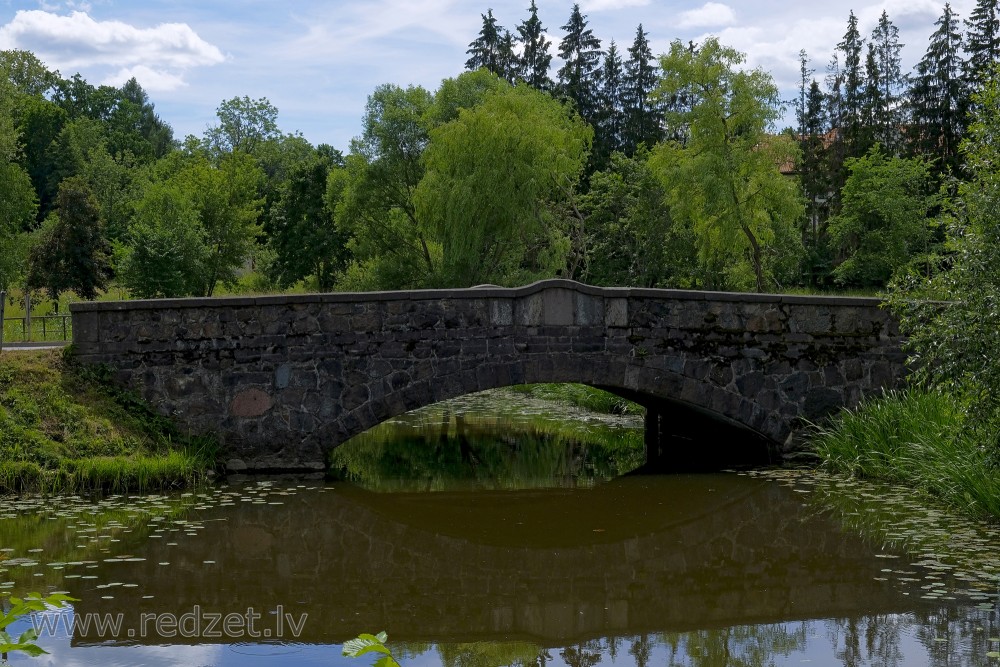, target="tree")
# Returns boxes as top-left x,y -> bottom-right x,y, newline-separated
836,11 -> 866,156
0,163 -> 36,292
0,49 -> 59,98
800,77 -> 834,285
16,96 -> 67,221
335,83 -> 437,290
516,1 -> 553,90
557,4 -> 603,126
415,84 -> 591,286
964,0 -> 1000,85
118,153 -> 263,297
651,38 -> 804,292
26,176 -> 112,301
496,30 -> 519,83
465,10 -> 506,76
909,3 -> 966,175
203,96 -> 279,156
582,149 -> 696,288
116,181 -> 207,299
266,150 -> 349,289
828,147 -> 937,287
867,11 -> 905,151
594,41 -> 625,168
622,25 -> 660,153
887,75 -> 1000,419
178,153 -> 264,295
